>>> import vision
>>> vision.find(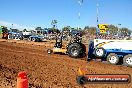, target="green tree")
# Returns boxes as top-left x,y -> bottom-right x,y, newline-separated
51,20 -> 60,33
77,27 -> 82,31
84,26 -> 96,35
51,20 -> 57,29
62,26 -> 71,32
120,28 -> 131,36
108,25 -> 118,35
71,28 -> 76,30
10,28 -> 19,32
35,27 -> 42,30
1,26 -> 8,33
49,28 -> 60,33
84,26 -> 89,31
23,29 -> 27,32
